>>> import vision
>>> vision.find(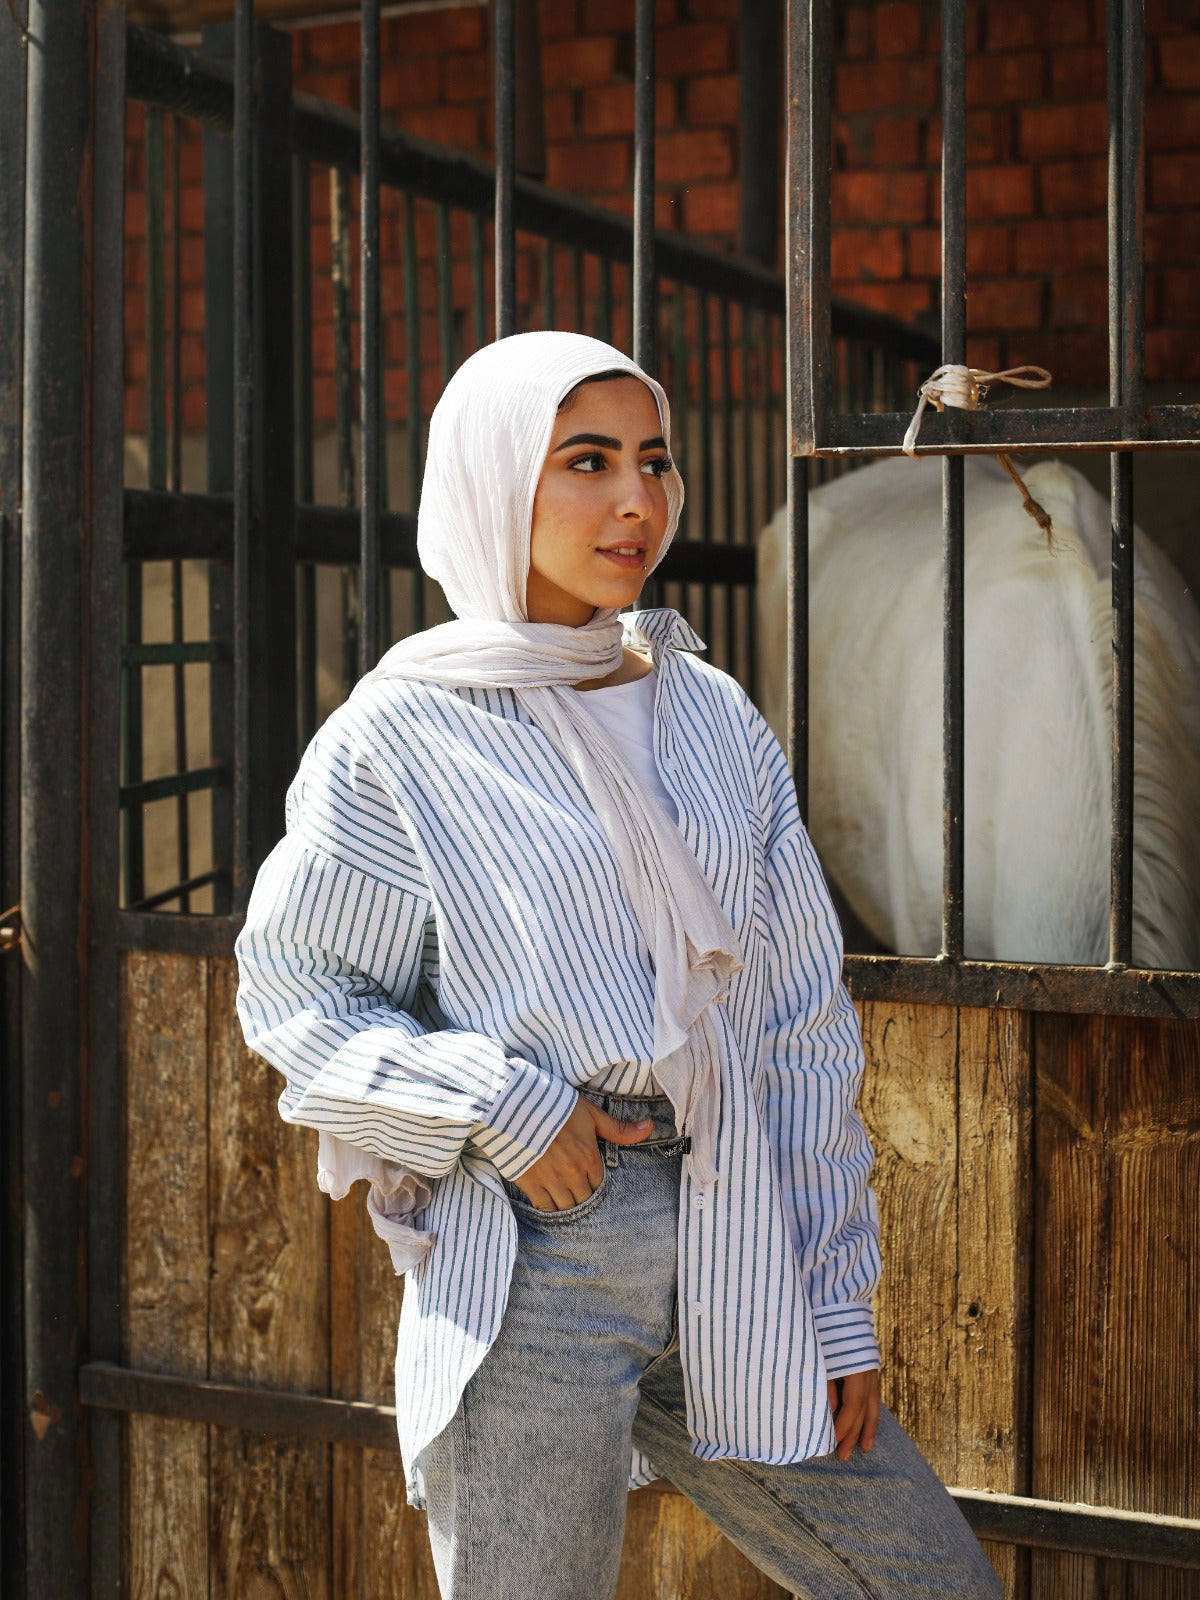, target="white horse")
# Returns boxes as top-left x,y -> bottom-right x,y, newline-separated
756,455 -> 1200,969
